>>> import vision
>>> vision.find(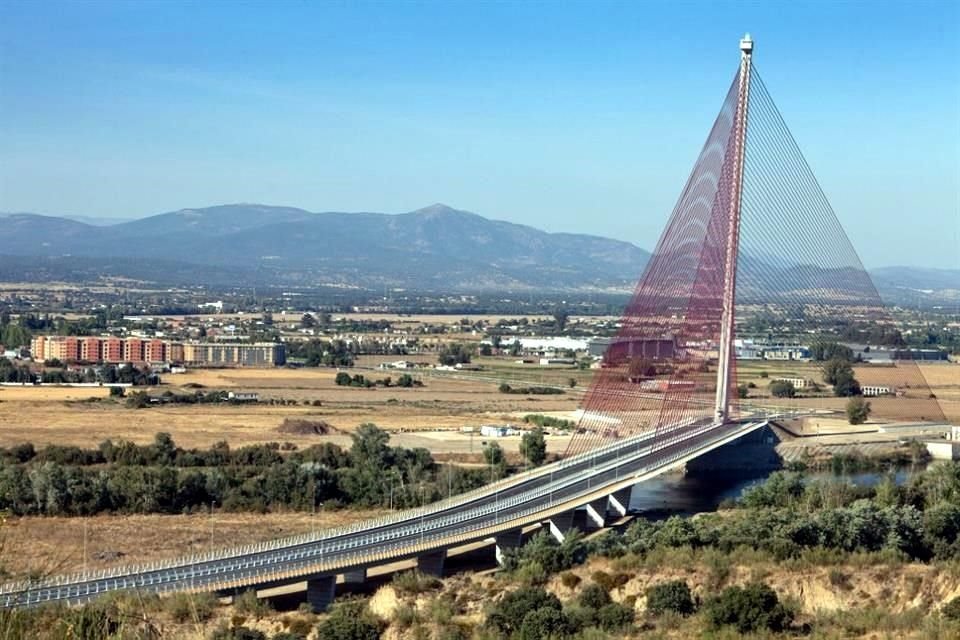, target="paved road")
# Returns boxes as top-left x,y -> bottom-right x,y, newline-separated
0,416 -> 772,608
